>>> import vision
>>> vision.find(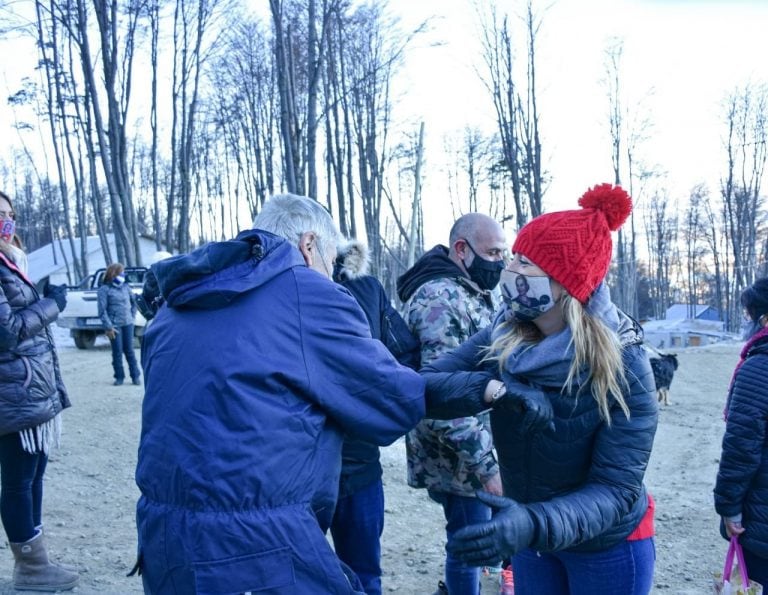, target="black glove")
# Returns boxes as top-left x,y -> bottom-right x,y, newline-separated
446,491 -> 535,567
44,283 -> 67,312
494,374 -> 554,433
